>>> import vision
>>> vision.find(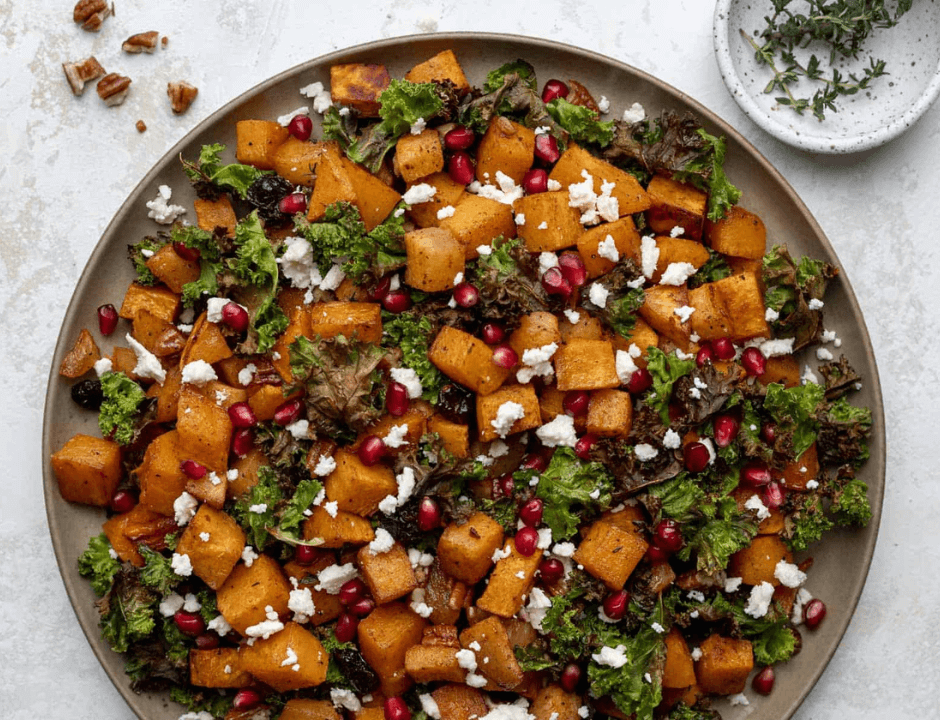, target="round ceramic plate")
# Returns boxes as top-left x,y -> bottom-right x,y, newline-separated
43,32 -> 885,720
714,0 -> 940,153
